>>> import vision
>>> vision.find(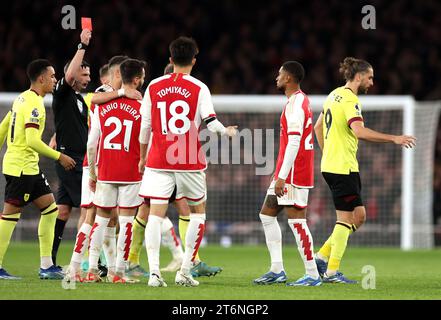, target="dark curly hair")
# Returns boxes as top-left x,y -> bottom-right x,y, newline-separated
339,57 -> 372,81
